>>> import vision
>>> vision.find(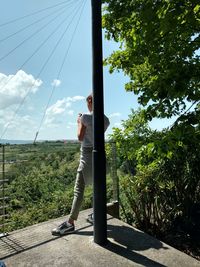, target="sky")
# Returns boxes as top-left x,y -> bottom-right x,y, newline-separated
0,0 -> 175,141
